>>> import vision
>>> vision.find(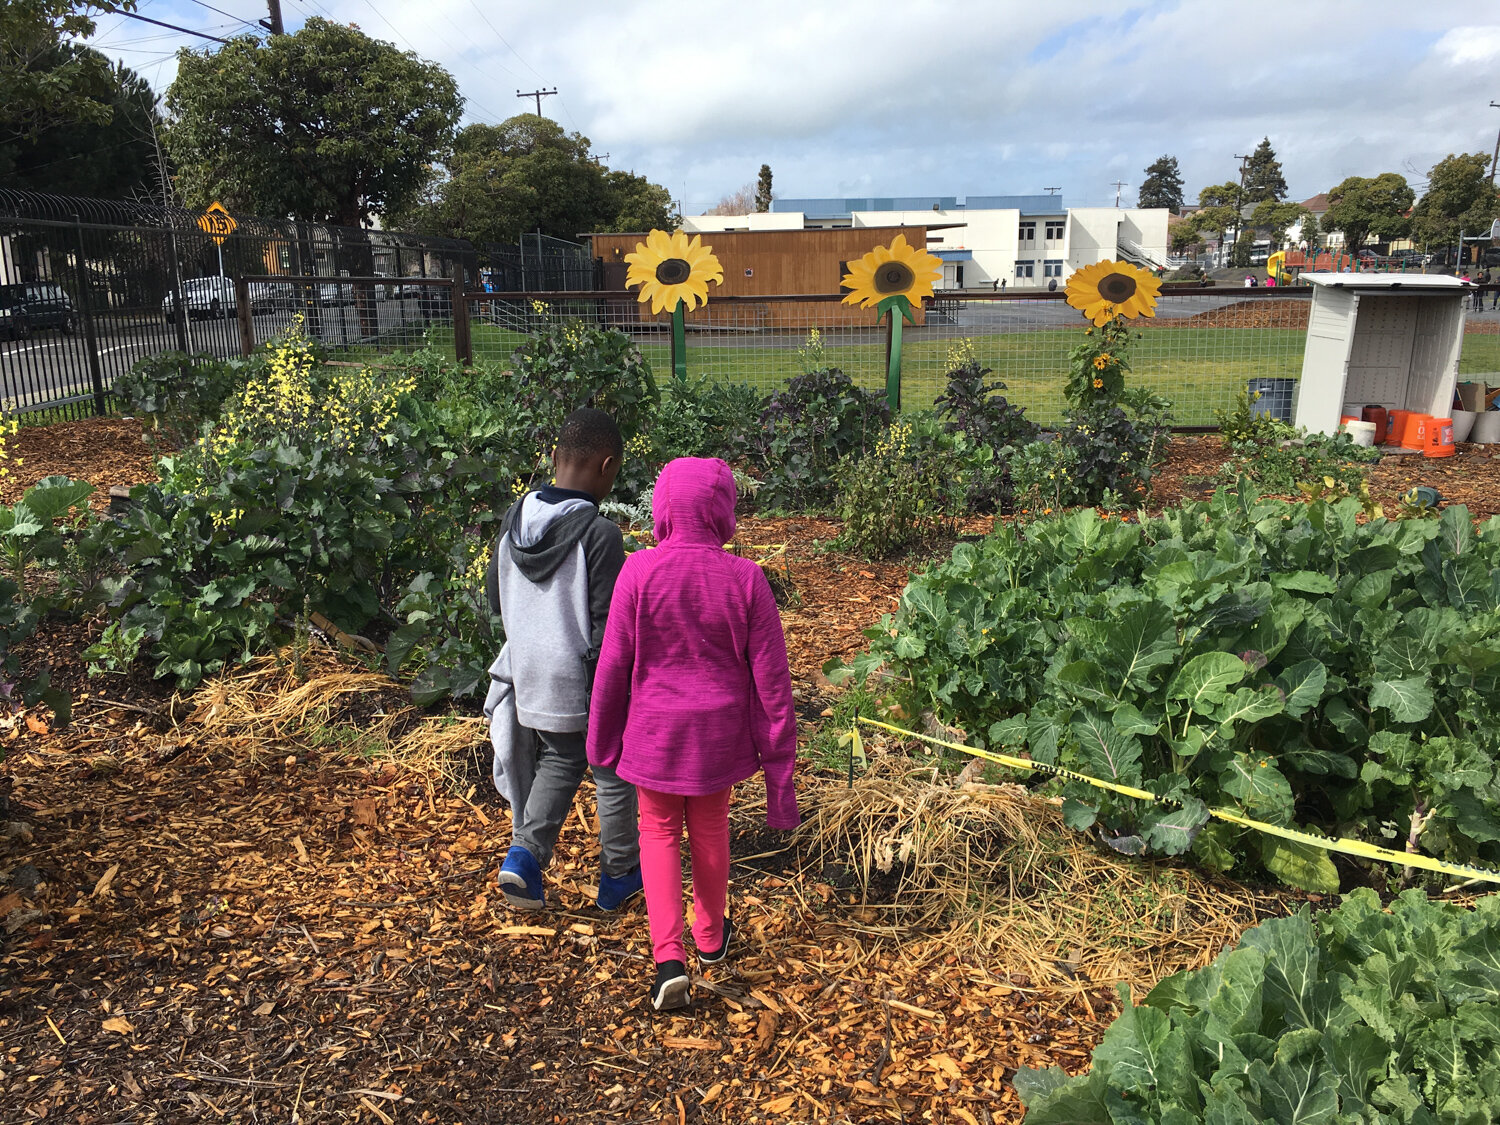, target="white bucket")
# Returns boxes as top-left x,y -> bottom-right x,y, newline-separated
1472,411 -> 1500,444
1452,410 -> 1477,443
1344,420 -> 1377,446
